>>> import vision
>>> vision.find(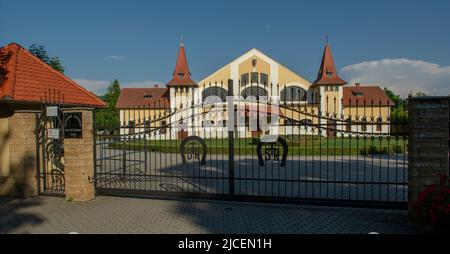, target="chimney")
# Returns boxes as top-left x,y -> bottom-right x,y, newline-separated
154,84 -> 159,88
